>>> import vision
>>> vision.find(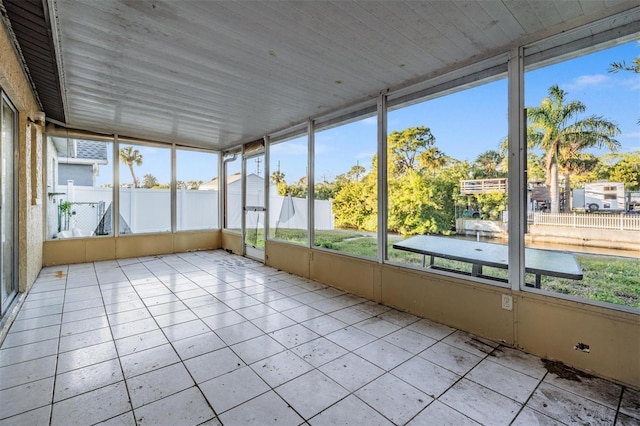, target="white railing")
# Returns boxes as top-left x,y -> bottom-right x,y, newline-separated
528,212 -> 640,231
460,178 -> 508,195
